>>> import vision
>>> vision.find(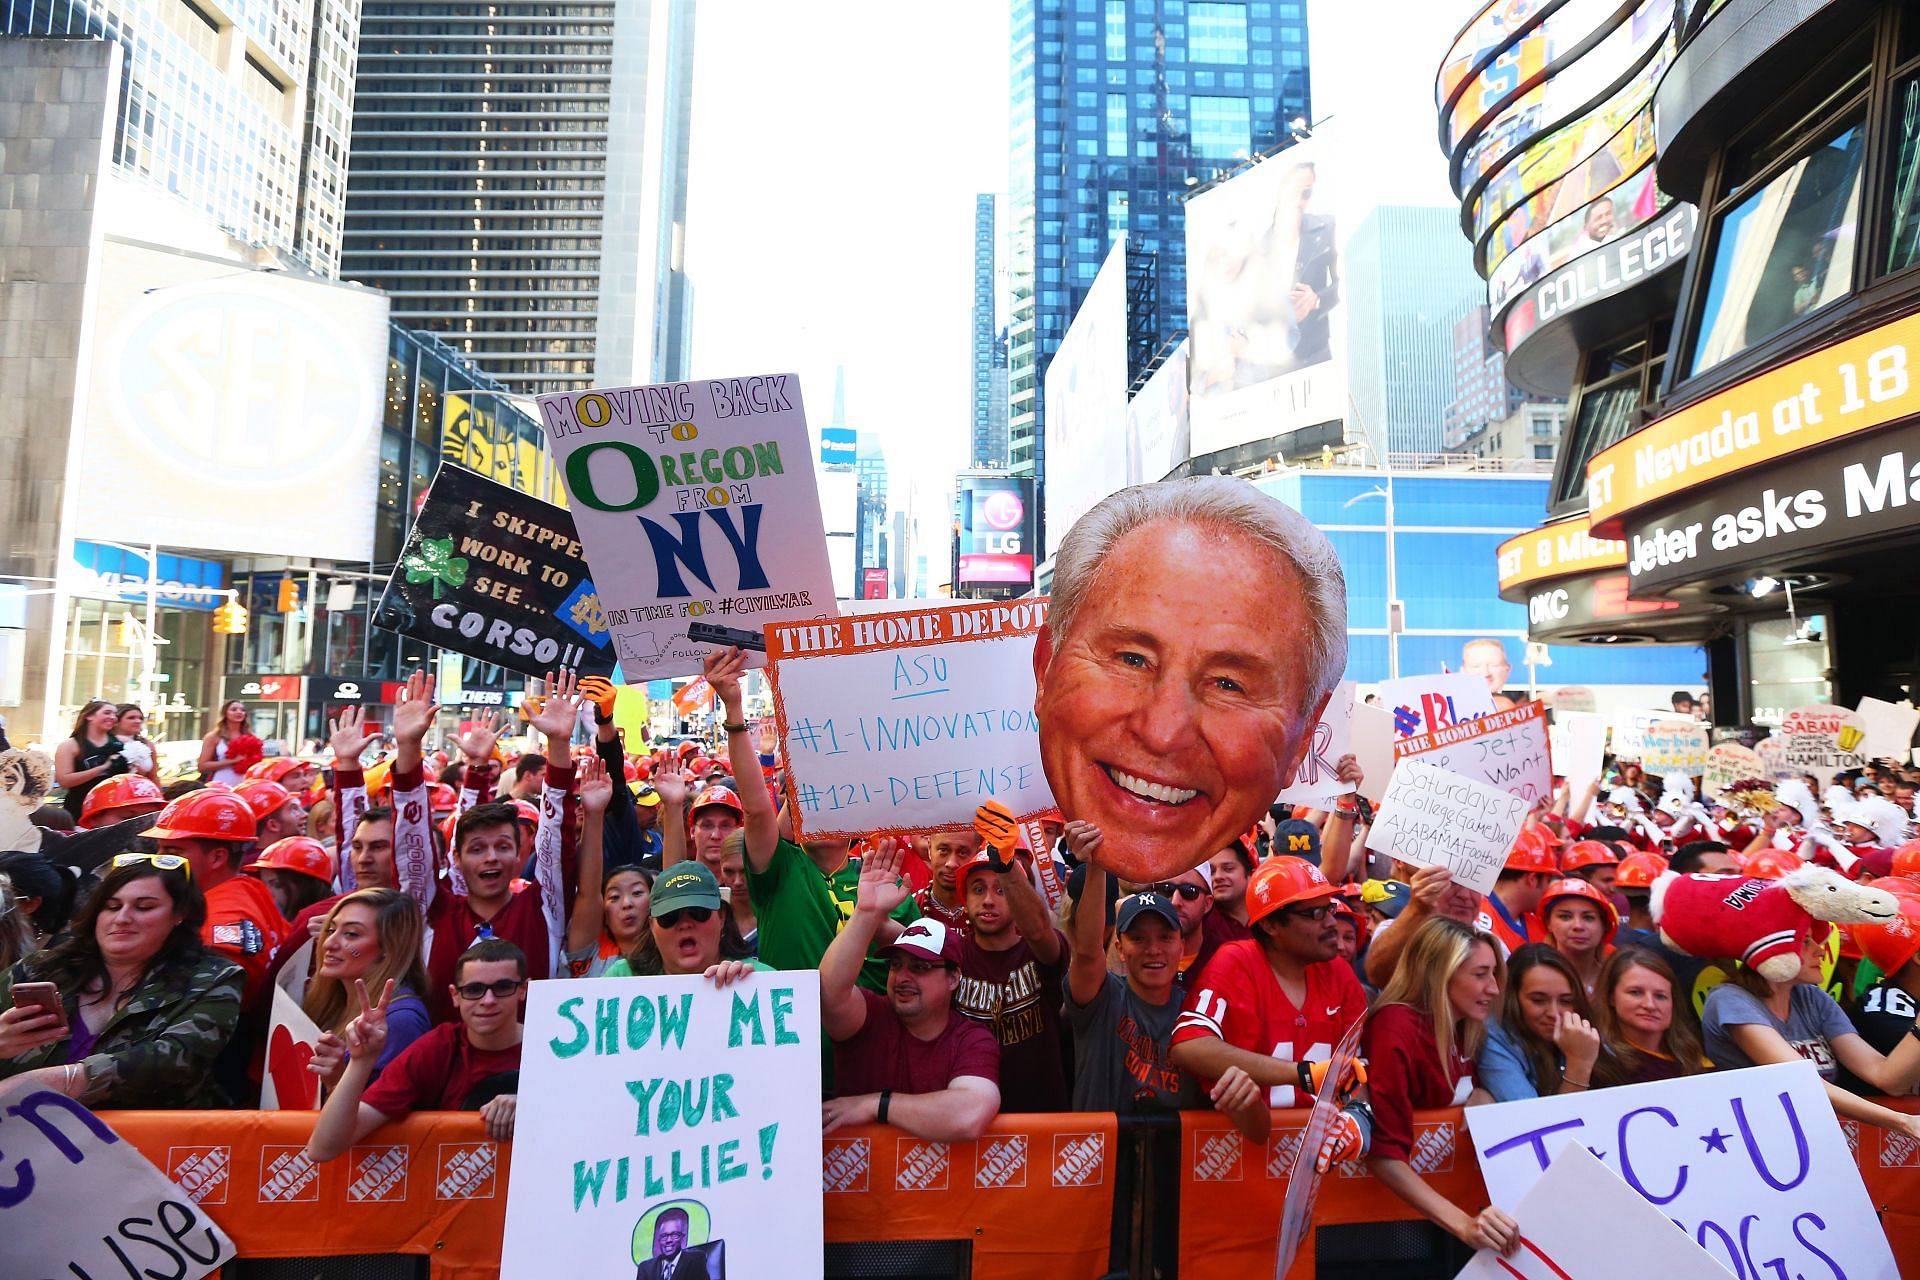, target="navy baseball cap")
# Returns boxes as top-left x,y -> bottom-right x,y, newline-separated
1115,890 -> 1180,934
1273,818 -> 1322,864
